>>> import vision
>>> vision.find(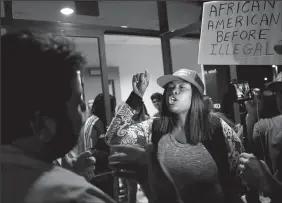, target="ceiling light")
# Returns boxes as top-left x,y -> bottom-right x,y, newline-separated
121,25 -> 128,28
60,8 -> 74,15
264,77 -> 268,81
